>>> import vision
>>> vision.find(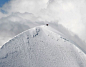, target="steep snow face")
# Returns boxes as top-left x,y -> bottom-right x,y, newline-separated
0,25 -> 86,67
